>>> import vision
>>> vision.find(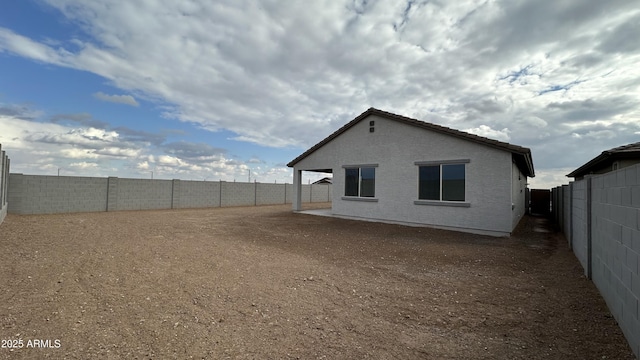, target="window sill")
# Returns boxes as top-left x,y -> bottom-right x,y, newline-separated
341,196 -> 379,202
414,200 -> 470,207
